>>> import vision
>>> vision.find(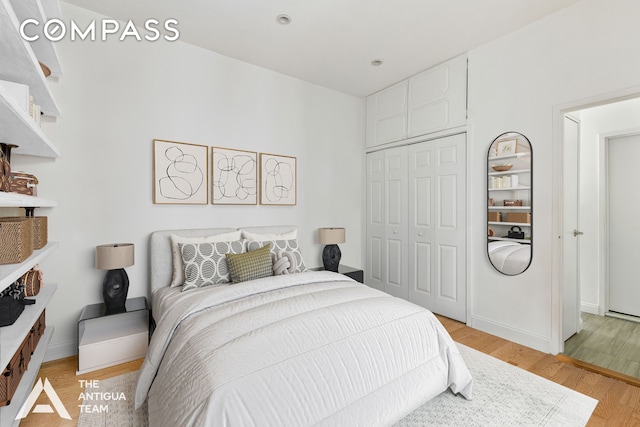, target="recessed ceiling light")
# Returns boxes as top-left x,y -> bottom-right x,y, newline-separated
371,59 -> 383,66
276,14 -> 292,25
